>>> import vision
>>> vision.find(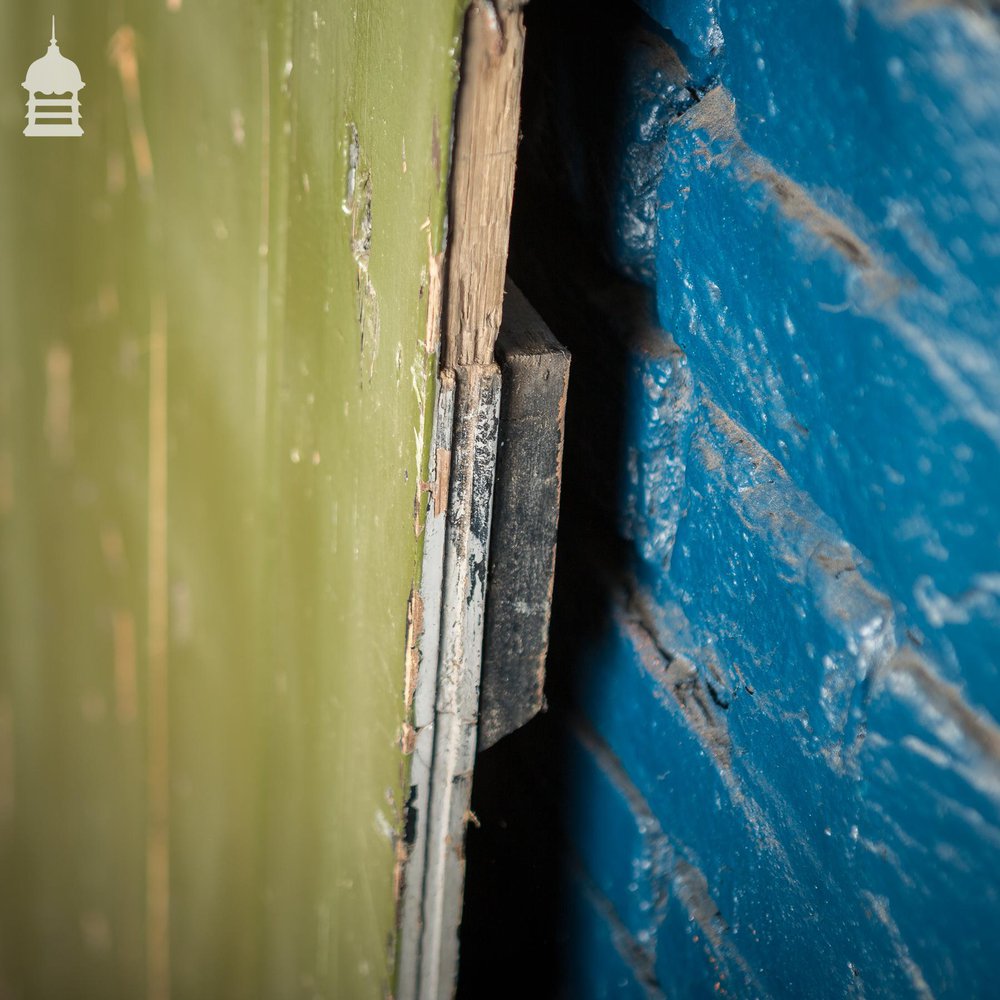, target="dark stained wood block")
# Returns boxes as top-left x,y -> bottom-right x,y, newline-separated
479,281 -> 571,751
